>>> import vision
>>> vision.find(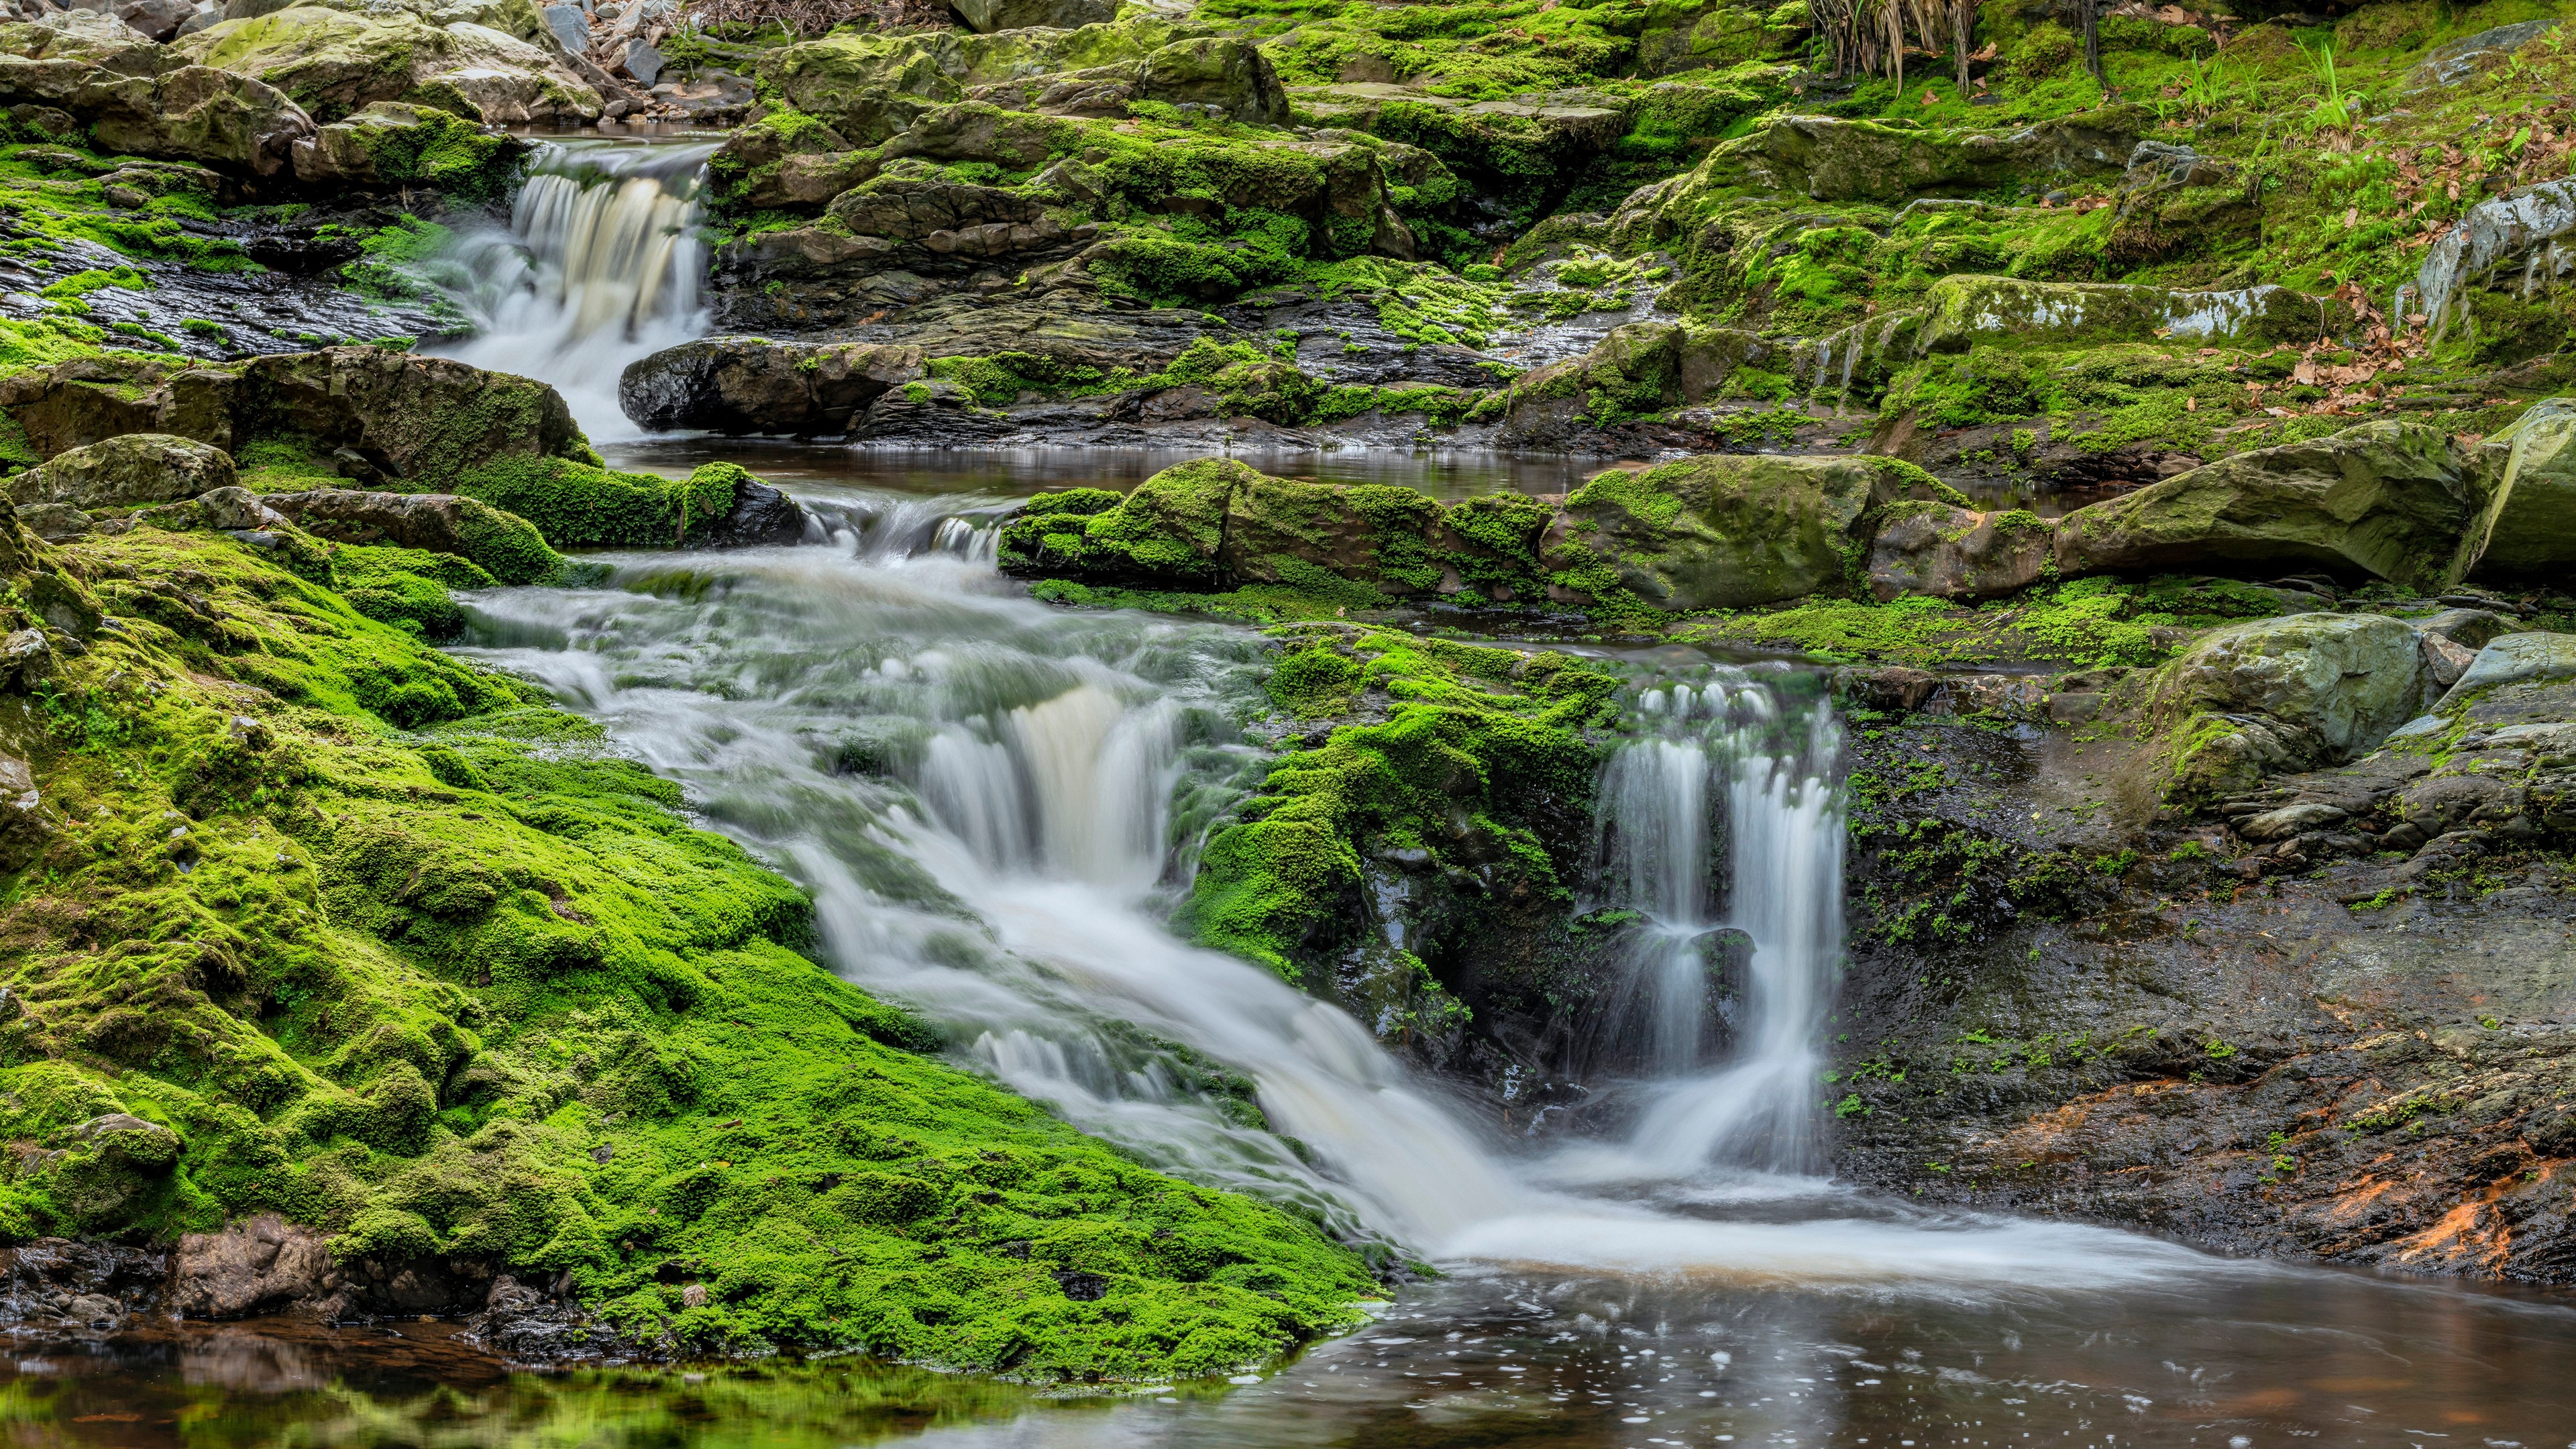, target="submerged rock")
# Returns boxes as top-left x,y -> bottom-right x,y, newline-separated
618,337 -> 925,435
